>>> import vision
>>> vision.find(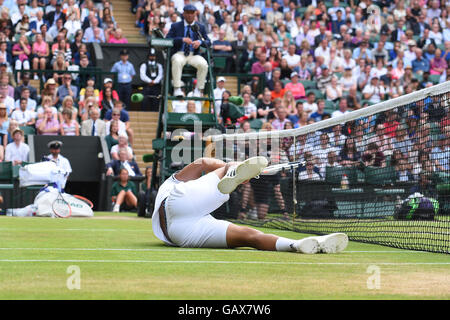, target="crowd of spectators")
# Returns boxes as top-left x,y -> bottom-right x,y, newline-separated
0,0 -> 140,184
128,0 -> 450,217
